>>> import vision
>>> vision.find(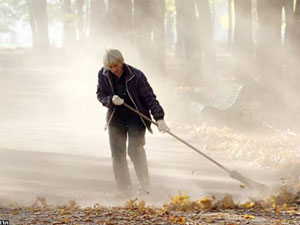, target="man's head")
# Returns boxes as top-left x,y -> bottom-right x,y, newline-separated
103,49 -> 124,77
